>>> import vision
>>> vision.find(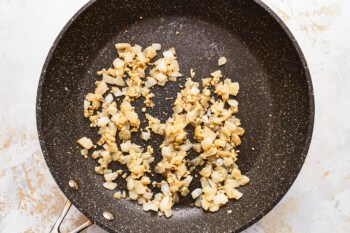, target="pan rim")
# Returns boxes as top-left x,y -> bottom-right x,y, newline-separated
36,0 -> 315,232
